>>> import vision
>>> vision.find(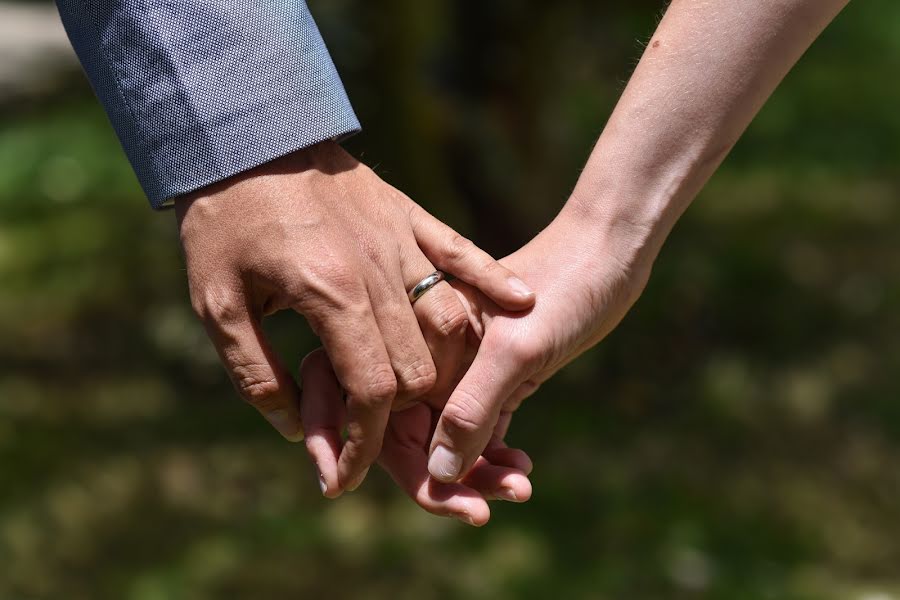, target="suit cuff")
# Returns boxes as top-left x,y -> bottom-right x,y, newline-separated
57,1 -> 360,209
